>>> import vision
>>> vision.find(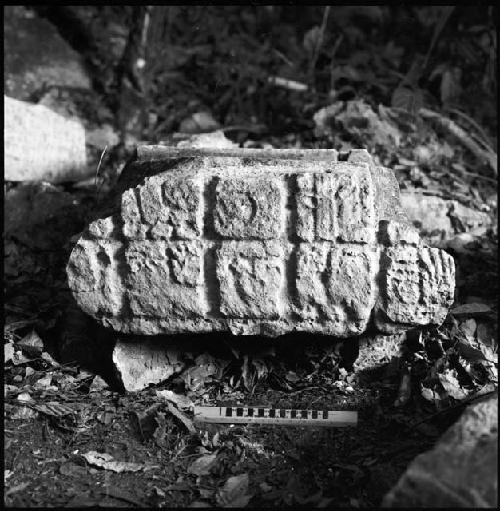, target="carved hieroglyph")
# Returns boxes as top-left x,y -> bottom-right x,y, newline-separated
67,148 -> 455,337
